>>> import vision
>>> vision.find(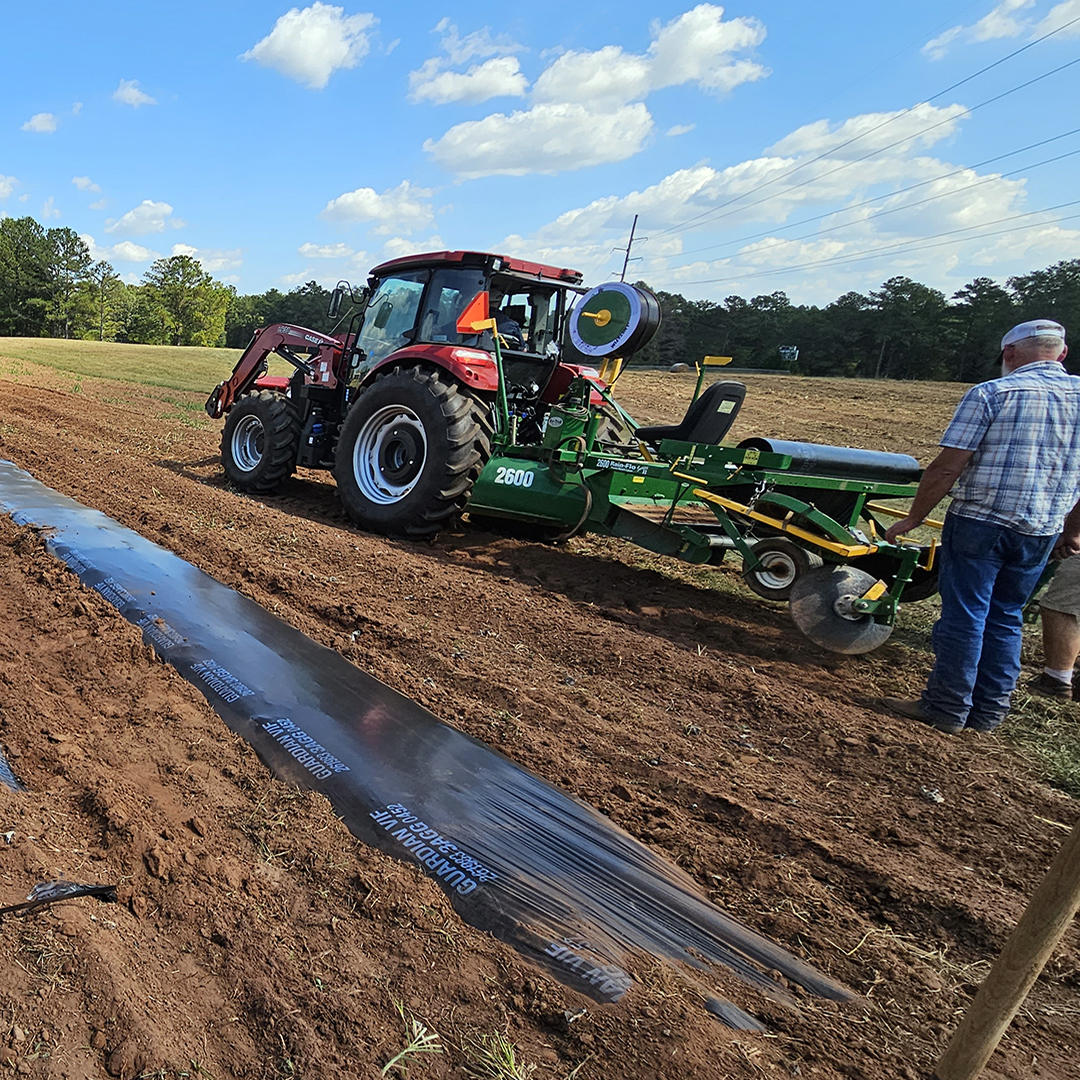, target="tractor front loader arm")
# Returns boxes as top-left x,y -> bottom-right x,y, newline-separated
205,323 -> 344,419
